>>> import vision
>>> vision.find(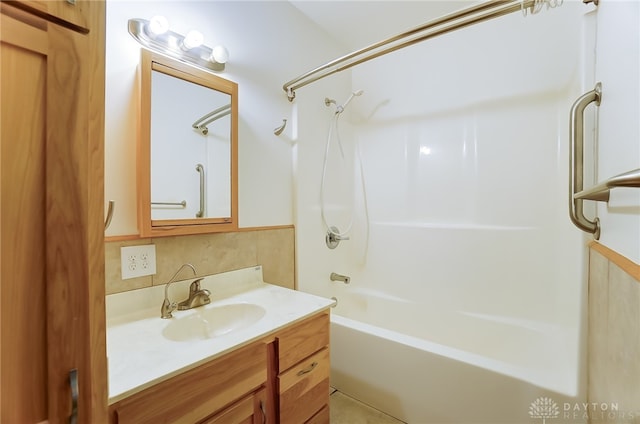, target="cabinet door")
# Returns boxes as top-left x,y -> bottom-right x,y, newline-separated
0,3 -> 107,423
1,9 -> 49,423
13,0 -> 93,30
113,341 -> 267,424
200,388 -> 267,424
